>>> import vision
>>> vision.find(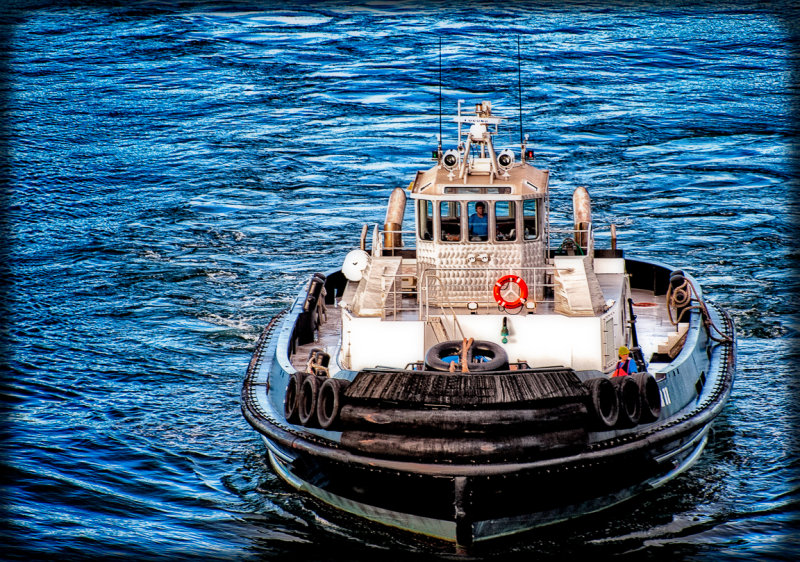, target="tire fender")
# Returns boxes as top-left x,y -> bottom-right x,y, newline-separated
632,372 -> 661,422
298,375 -> 326,427
611,375 -> 642,426
316,378 -> 350,430
425,340 -> 509,372
284,372 -> 304,424
585,377 -> 619,428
